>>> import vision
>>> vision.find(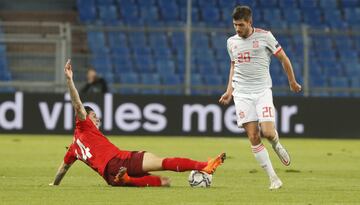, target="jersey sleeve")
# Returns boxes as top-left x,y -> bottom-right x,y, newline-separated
64,144 -> 77,164
266,32 -> 282,55
227,38 -> 235,62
